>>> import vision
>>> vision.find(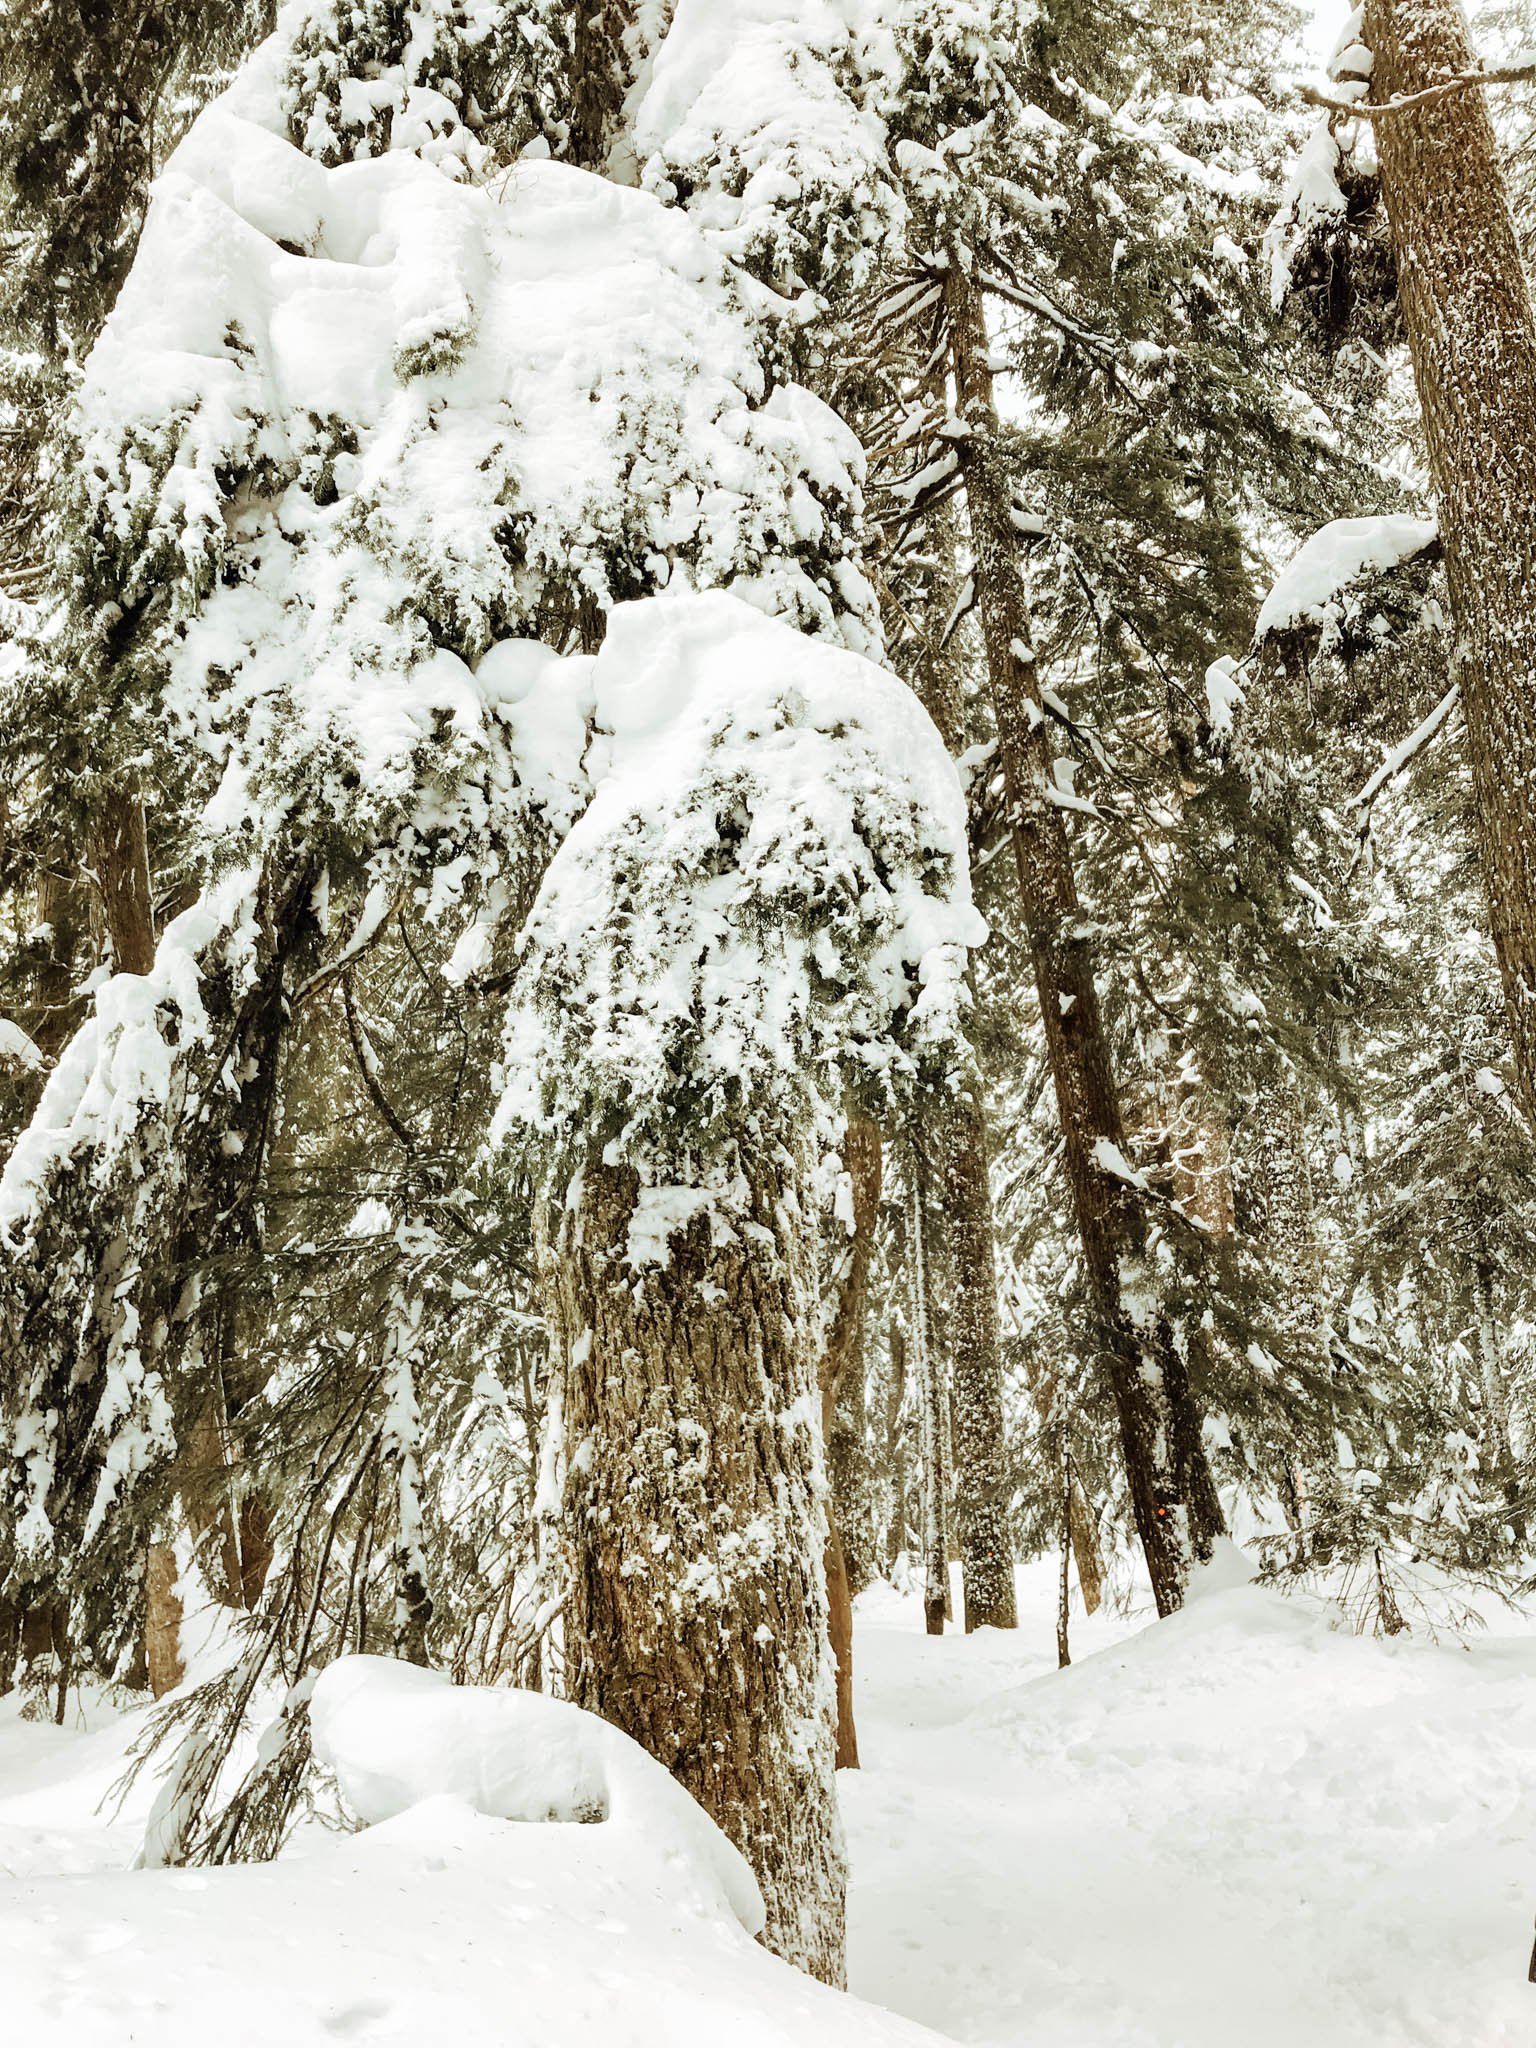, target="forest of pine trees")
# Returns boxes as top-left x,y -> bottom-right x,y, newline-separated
4,0 -> 1536,2024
